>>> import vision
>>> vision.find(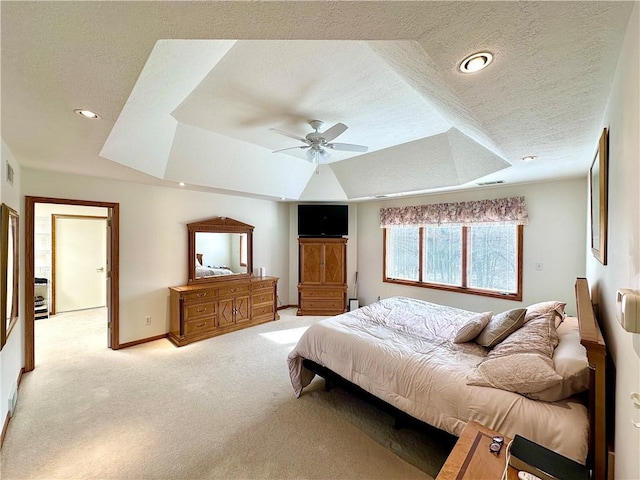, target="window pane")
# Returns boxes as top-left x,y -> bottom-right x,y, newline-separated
424,226 -> 462,285
386,226 -> 419,281
468,224 -> 517,292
